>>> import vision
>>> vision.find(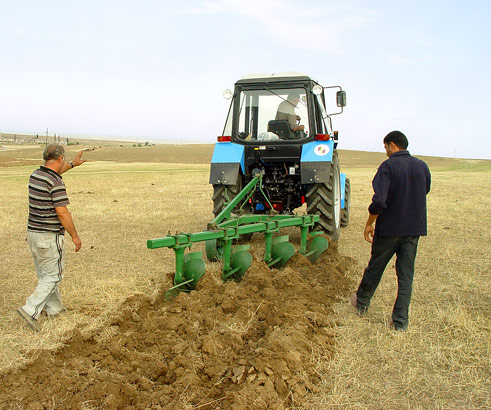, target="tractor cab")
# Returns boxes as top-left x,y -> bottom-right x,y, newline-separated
221,73 -> 345,145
